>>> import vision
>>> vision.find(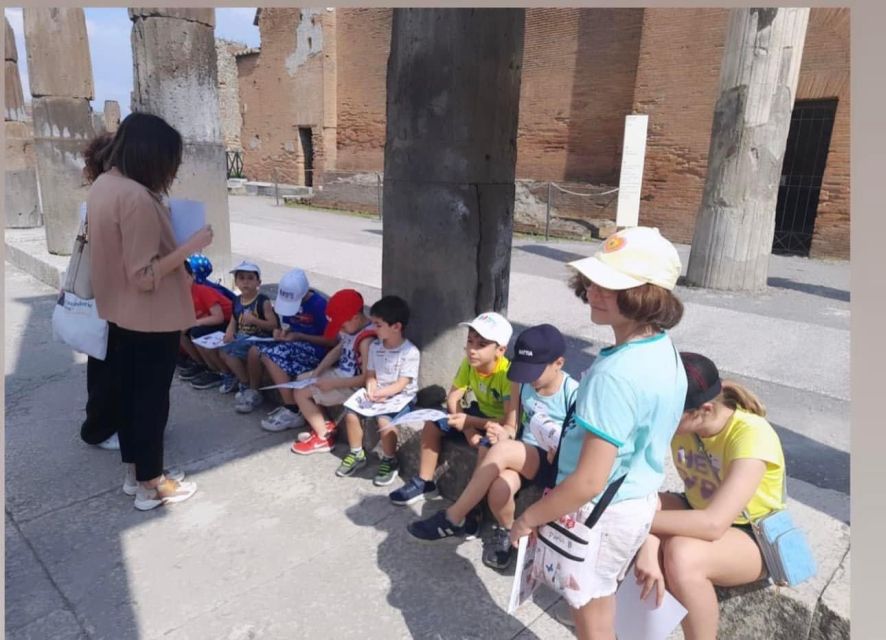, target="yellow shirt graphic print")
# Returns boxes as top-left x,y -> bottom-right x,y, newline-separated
671,408 -> 786,525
